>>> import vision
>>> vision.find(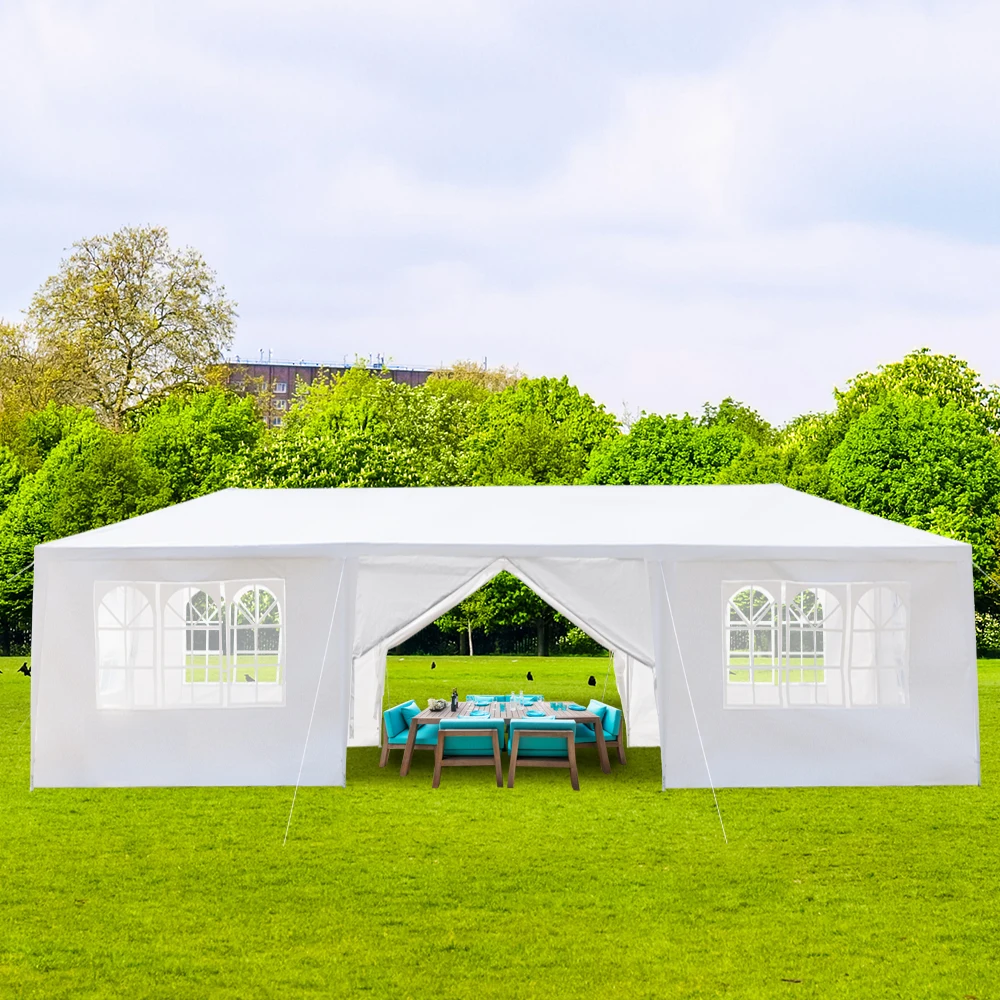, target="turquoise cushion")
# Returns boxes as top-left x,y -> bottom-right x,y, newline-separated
522,694 -> 543,703
388,724 -> 439,746
440,717 -> 504,757
587,699 -> 608,725
574,723 -> 597,743
508,718 -> 574,758
400,701 -> 421,727
383,704 -> 407,740
602,706 -> 622,739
